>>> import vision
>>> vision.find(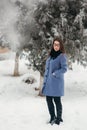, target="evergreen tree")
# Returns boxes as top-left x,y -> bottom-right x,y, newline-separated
29,0 -> 87,75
